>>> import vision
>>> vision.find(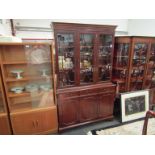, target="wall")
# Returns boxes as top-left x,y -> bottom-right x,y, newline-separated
2,19 -> 155,39
0,19 -> 12,36
128,19 -> 155,36
13,19 -> 129,39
